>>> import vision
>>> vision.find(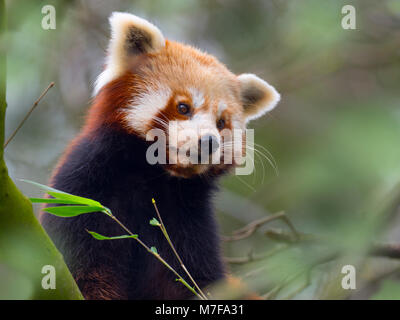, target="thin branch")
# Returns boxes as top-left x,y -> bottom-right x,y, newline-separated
281,271 -> 312,300
265,228 -> 315,243
152,198 -> 208,300
369,243 -> 400,259
279,214 -> 301,240
3,82 -> 54,148
261,252 -> 338,300
222,212 -> 283,241
265,228 -> 400,260
224,245 -> 288,265
226,219 -> 400,298
261,283 -> 283,300
103,208 -> 204,300
222,211 -> 300,242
